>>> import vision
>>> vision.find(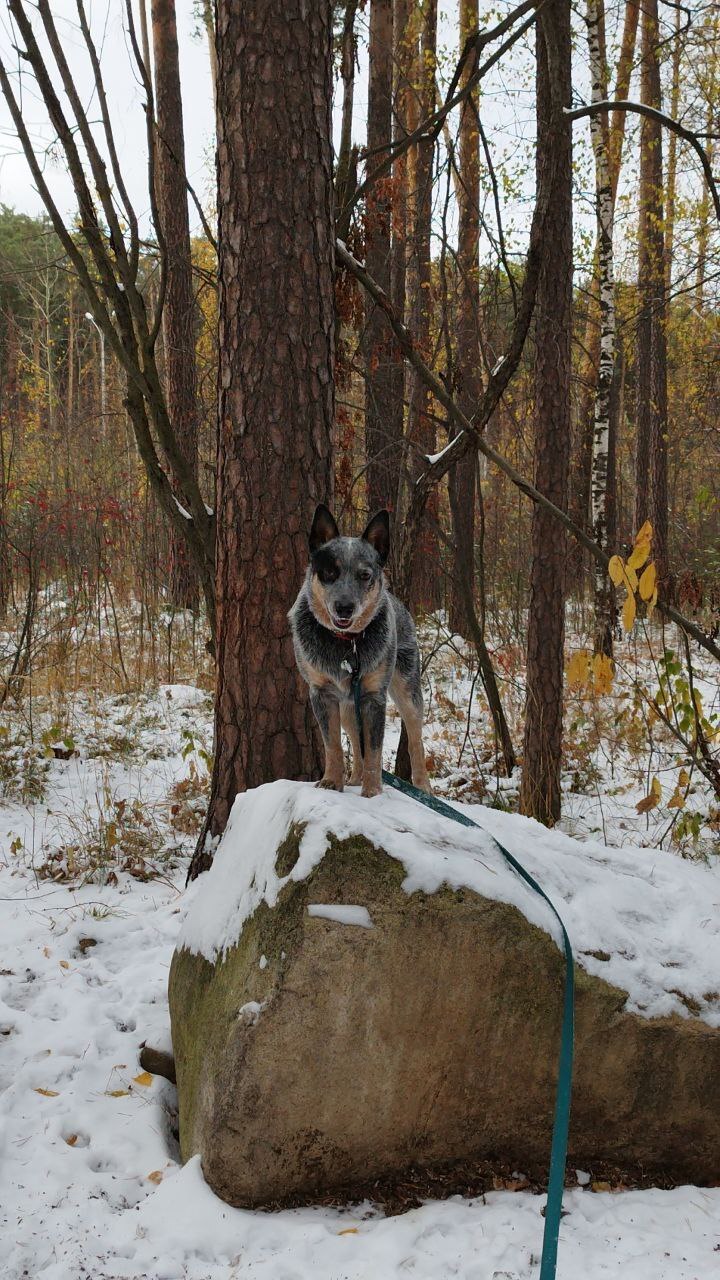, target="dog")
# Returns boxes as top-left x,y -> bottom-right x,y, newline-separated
289,504 -> 431,799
